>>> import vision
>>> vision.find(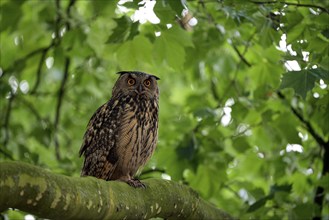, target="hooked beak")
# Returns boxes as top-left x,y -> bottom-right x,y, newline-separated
137,84 -> 143,94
